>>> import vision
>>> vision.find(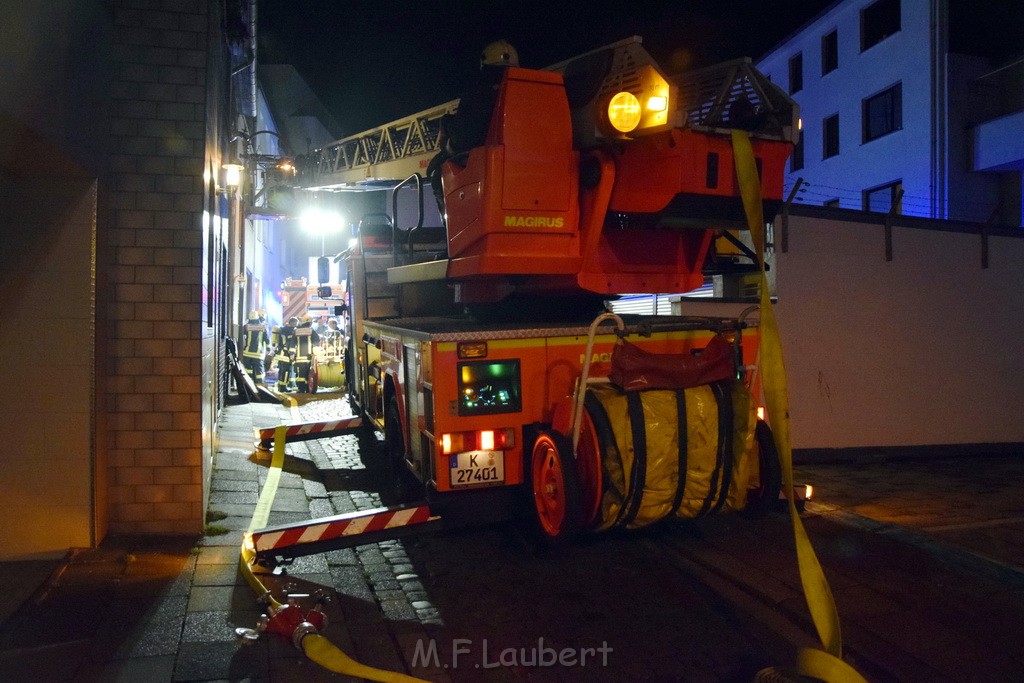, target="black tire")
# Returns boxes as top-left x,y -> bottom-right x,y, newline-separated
527,430 -> 583,544
383,397 -> 411,502
744,419 -> 783,517
344,339 -> 355,395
